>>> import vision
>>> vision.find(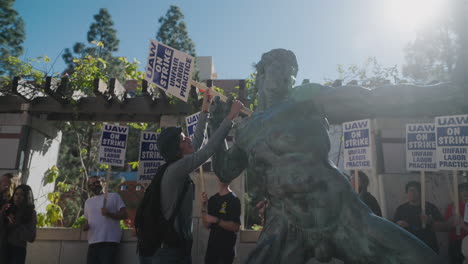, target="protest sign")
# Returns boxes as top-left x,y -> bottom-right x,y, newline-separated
343,119 -> 372,170
137,132 -> 164,184
435,114 -> 468,170
98,124 -> 128,167
145,39 -> 194,102
406,123 -> 437,171
185,111 -> 208,147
